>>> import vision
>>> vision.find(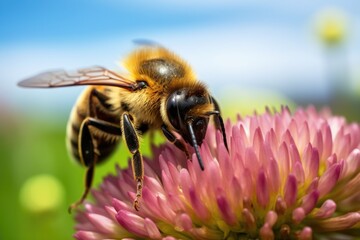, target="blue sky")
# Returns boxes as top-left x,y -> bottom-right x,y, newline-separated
1,1 -> 360,114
